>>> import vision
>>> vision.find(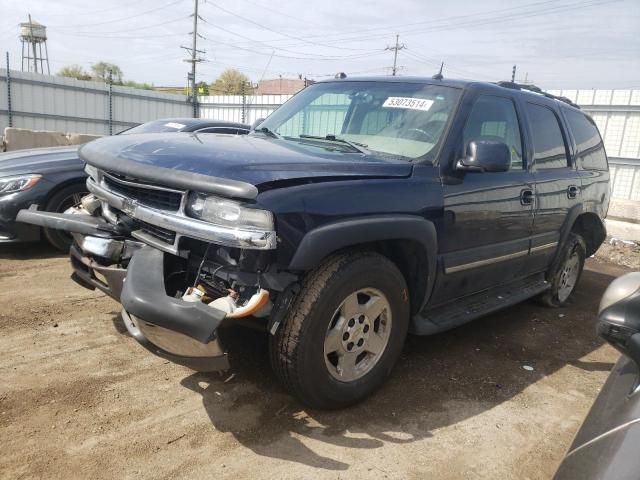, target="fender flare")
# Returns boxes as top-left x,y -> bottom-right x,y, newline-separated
288,215 -> 438,310
551,205 -> 605,274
